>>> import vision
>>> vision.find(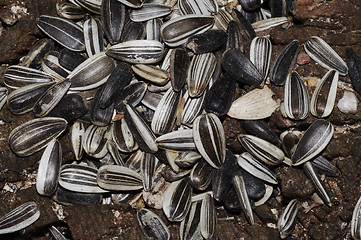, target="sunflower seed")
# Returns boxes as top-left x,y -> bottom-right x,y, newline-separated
48,93 -> 88,121
118,0 -> 143,8
283,71 -> 309,120
33,79 -> 71,117
151,88 -> 182,135
146,18 -> 162,41
291,119 -> 333,166
69,121 -> 85,161
111,119 -> 139,153
238,134 -> 285,166
228,86 -> 279,120
4,65 -> 53,89
213,9 -> 233,31
226,20 -> 244,51
251,16 -> 289,33
83,124 -> 111,158
175,151 -> 202,169
121,21 -> 146,42
200,193 -> 217,239
137,208 -> 170,240
9,117 -> 67,157
54,187 -> 103,205
221,48 -> 263,87
346,47 -> 361,95
270,0 -> 291,17
49,226 -> 67,240
190,159 -> 213,191
142,90 -> 163,110
97,165 -> 143,191
311,155 -> 339,177
124,103 -> 158,153
68,52 -> 117,91
56,3 -> 85,20
250,36 -> 272,81
187,52 -> 216,97
303,161 -> 331,206
59,164 -> 108,193
73,0 -> 102,14
141,152 -> 159,191
277,199 -> 298,239
132,64 -> 170,86
0,202 -> 40,234
83,17 -> 104,57
160,14 -> 215,47
181,89 -> 206,126
240,120 -> 281,146
170,48 -> 190,92
37,15 -> 85,52
352,195 -> 361,240
19,38 -> 54,68
232,175 -> 254,225
193,113 -> 226,169
162,165 -> 191,182
114,81 -> 147,113
270,40 -> 299,86
100,0 -> 126,44
90,86 -> 114,127
106,40 -> 164,64
239,0 -> 261,11
156,129 -> 196,151
231,9 -> 256,39
237,152 -> 278,184
36,139 -> 62,196
163,178 -> 192,222
186,29 -> 227,54
180,200 -> 202,240
106,141 -> 125,166
204,73 -> 236,116
58,48 -> 87,71
310,69 -> 339,118
304,36 -> 348,76
41,51 -> 70,81
178,0 -> 210,15
129,3 -> 172,22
